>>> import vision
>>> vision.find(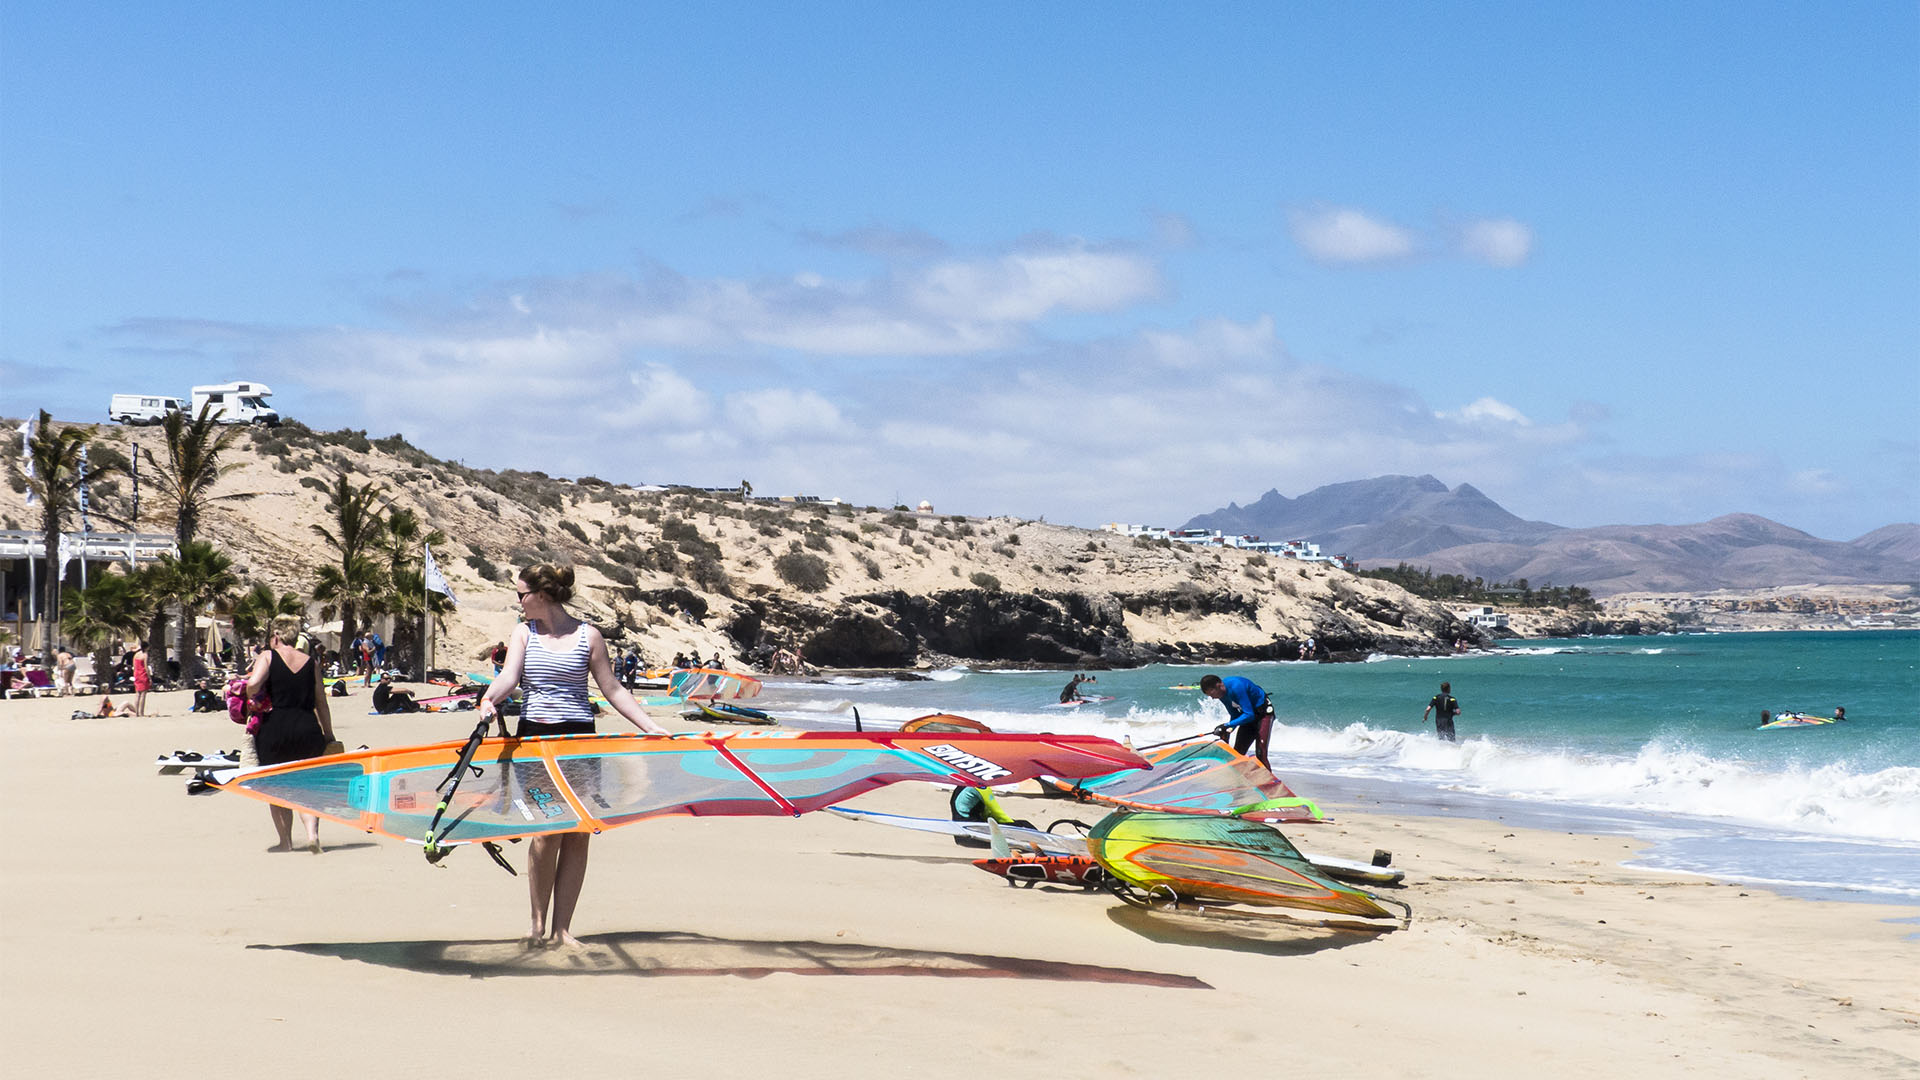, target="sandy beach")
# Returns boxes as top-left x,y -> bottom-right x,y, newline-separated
3,685 -> 1915,1079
